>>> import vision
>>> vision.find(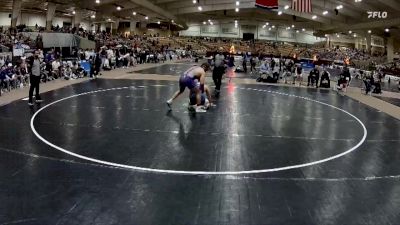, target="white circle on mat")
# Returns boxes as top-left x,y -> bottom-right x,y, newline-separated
31,85 -> 367,175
